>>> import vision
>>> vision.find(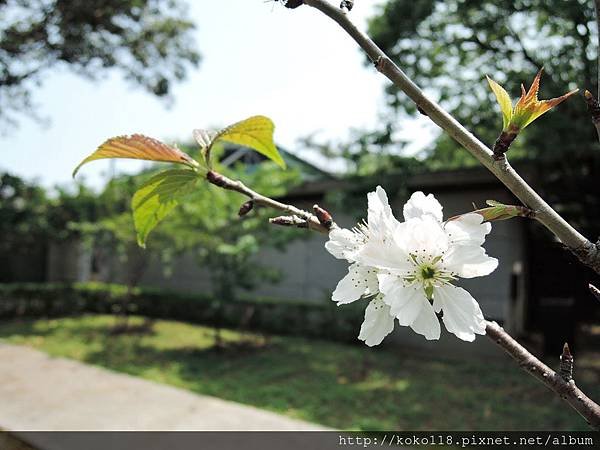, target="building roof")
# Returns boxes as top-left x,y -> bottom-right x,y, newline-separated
221,144 -> 334,182
285,165 -> 522,199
